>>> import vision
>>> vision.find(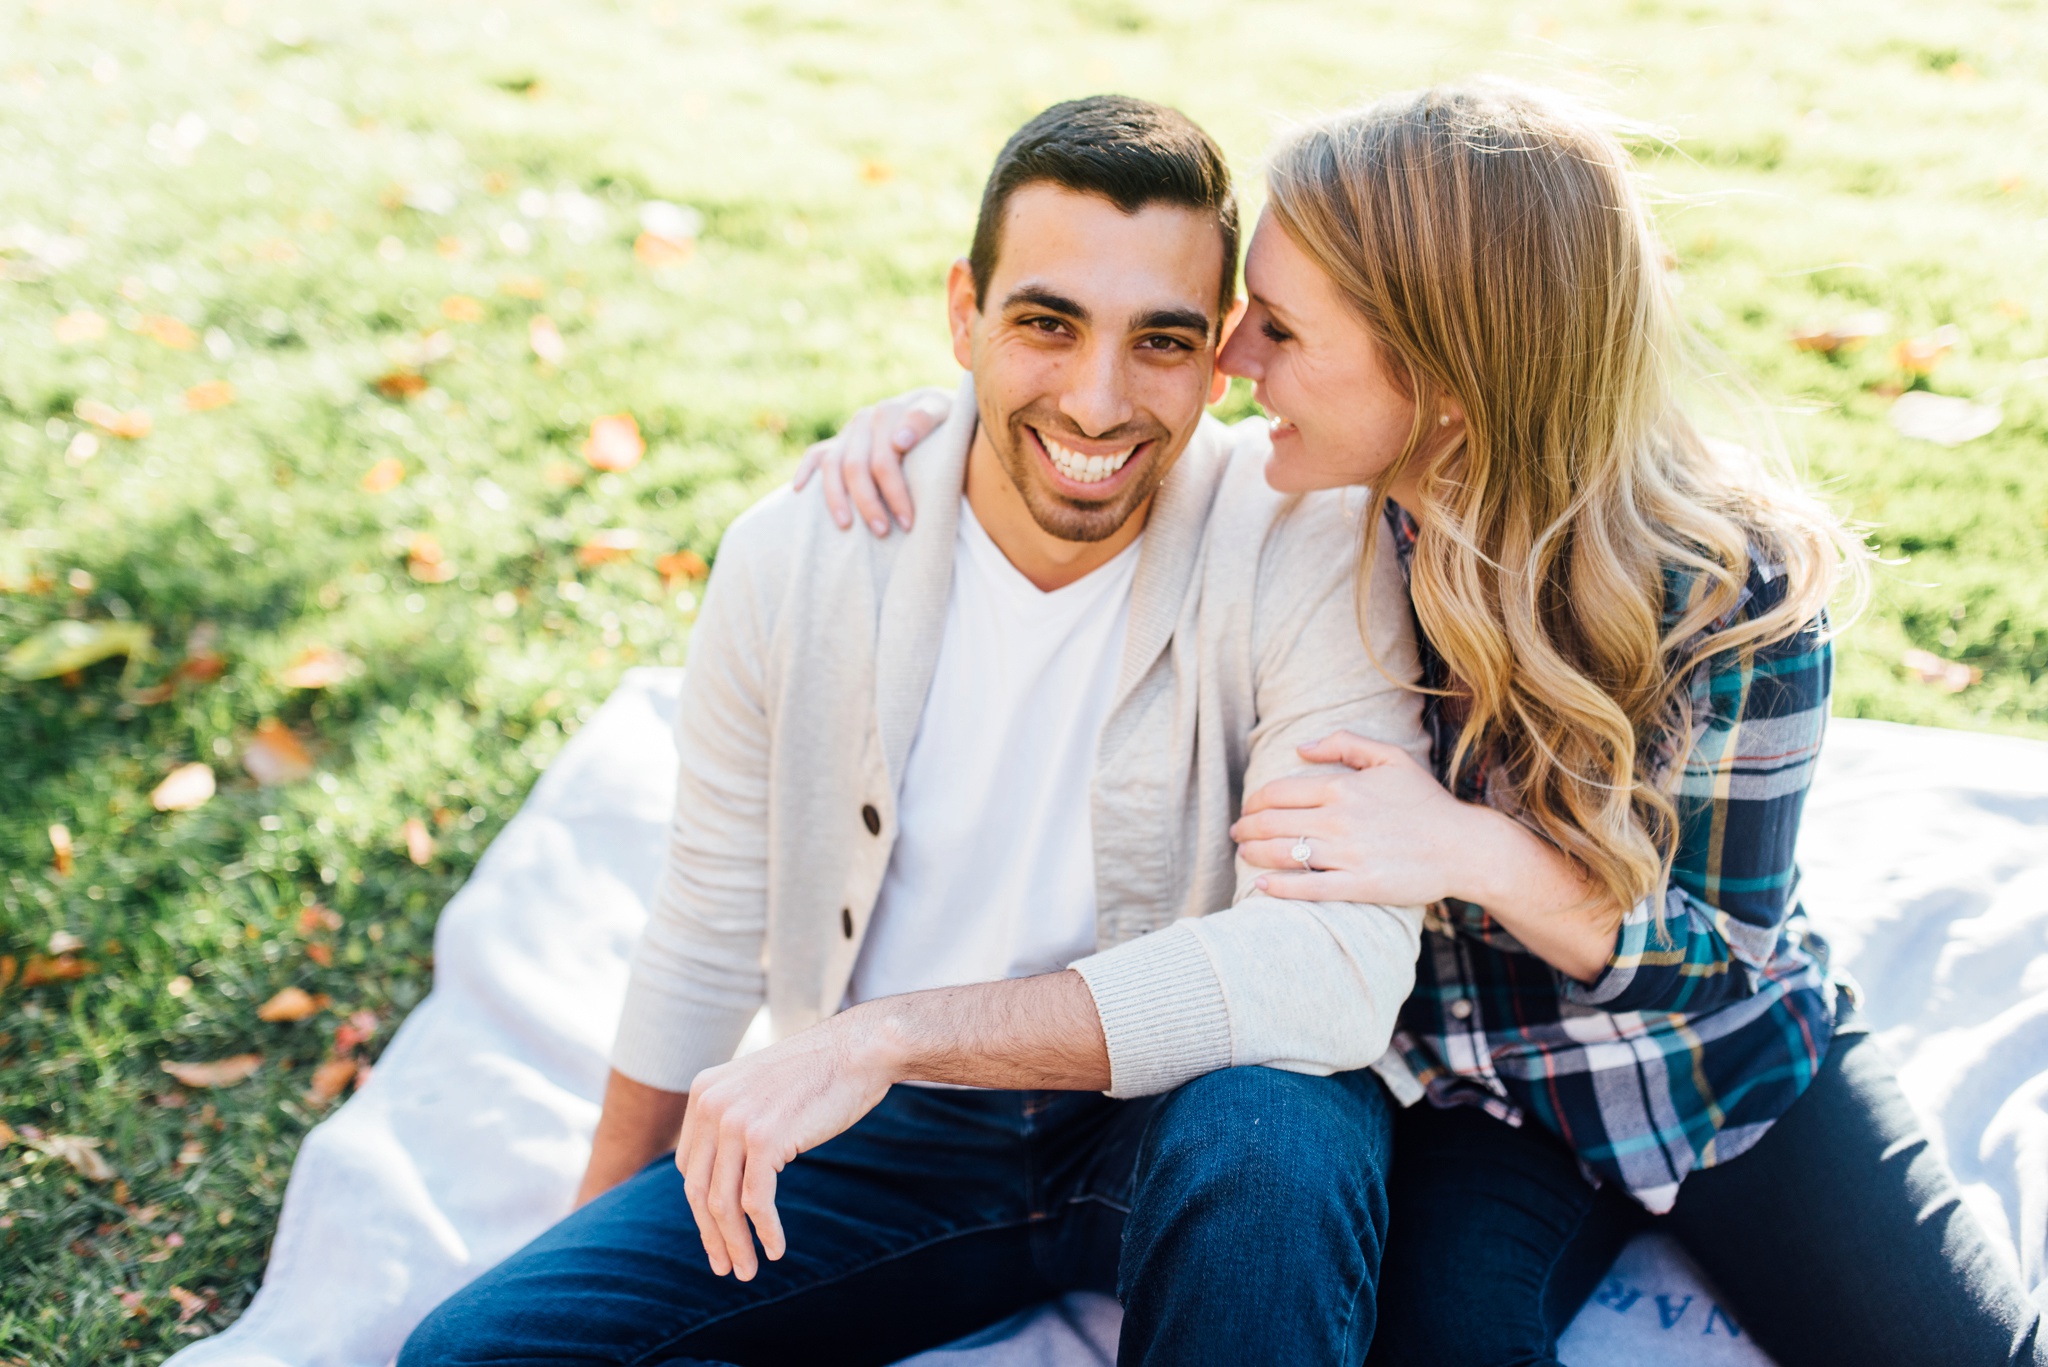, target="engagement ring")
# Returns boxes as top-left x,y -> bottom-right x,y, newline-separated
1291,838 -> 1313,870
